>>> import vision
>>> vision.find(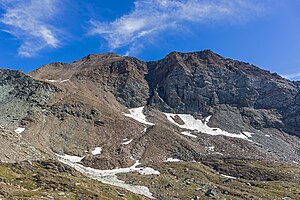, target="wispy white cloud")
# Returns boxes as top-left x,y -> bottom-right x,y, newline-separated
89,0 -> 267,55
282,72 -> 300,80
0,0 -> 60,57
